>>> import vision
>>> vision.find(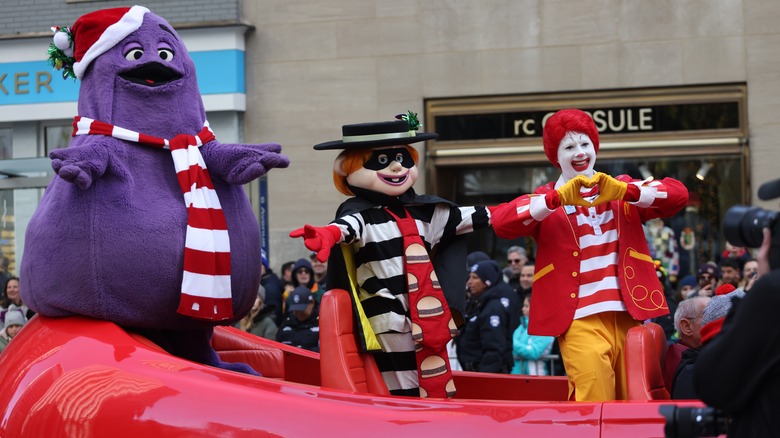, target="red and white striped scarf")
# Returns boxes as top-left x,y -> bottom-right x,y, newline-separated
72,116 -> 233,321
